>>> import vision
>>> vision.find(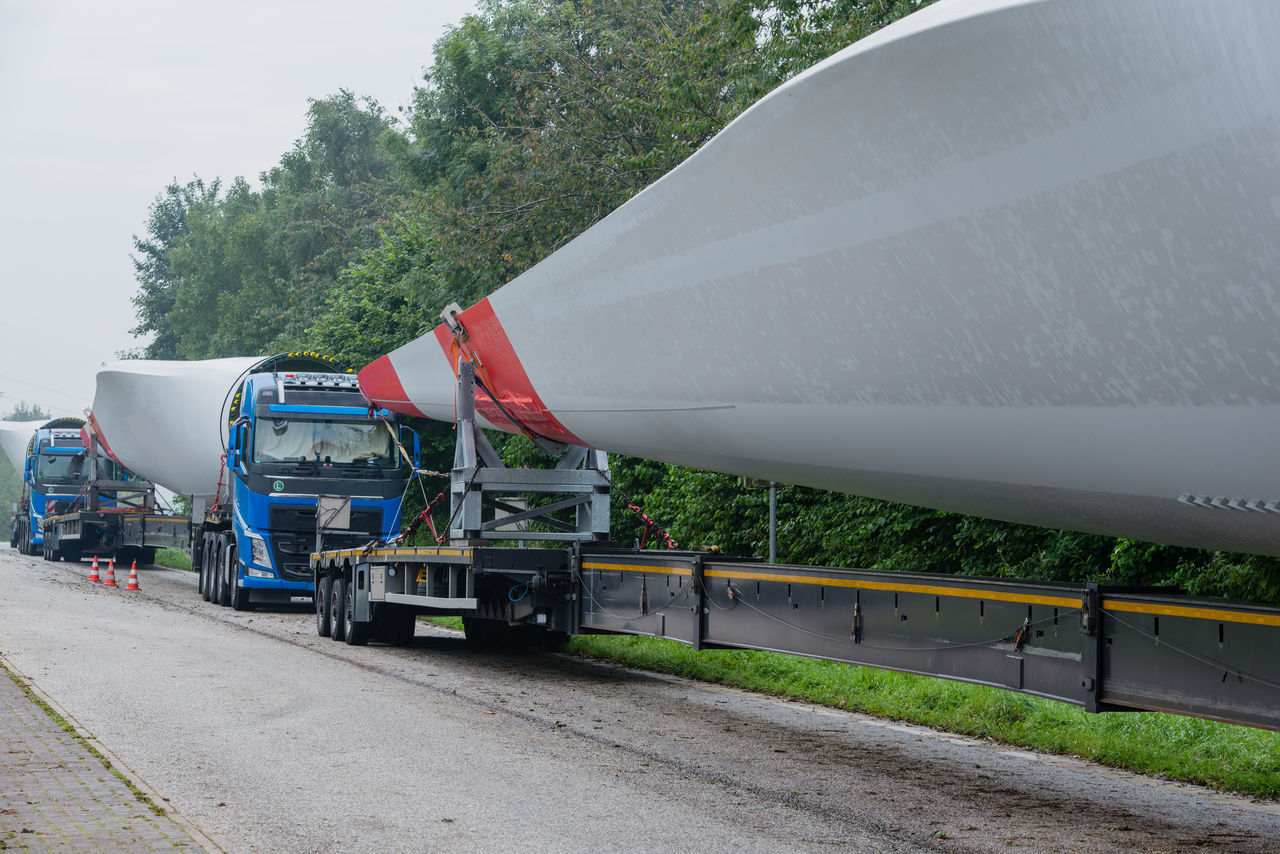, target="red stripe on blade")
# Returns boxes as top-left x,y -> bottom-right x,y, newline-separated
357,354 -> 422,417
435,298 -> 583,445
